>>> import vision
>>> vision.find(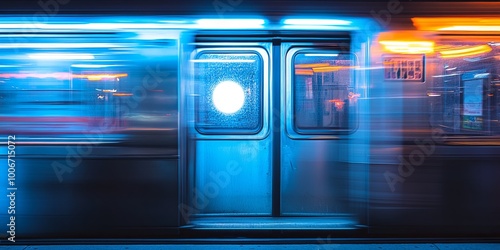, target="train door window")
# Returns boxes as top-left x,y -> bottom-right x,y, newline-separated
193,49 -> 267,135
291,51 -> 357,135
